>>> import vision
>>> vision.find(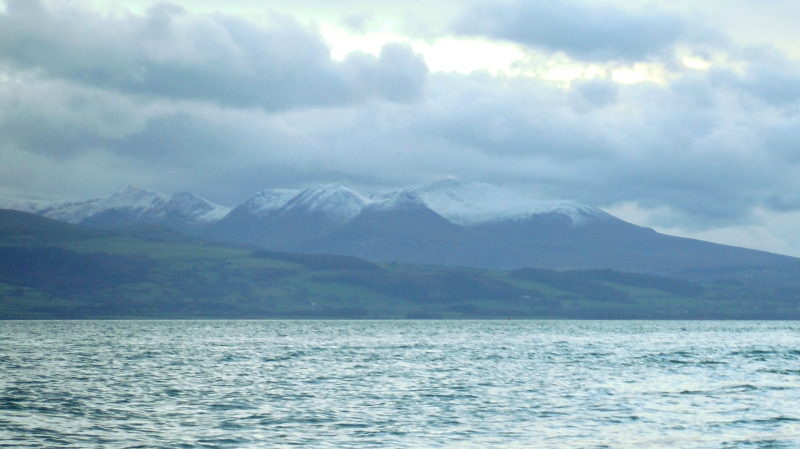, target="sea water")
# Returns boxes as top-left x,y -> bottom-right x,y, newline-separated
1,320 -> 799,448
